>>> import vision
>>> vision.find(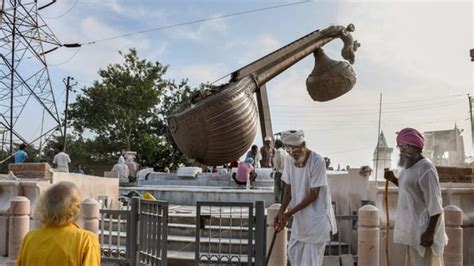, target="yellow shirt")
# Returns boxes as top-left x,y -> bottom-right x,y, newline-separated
17,223 -> 100,266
